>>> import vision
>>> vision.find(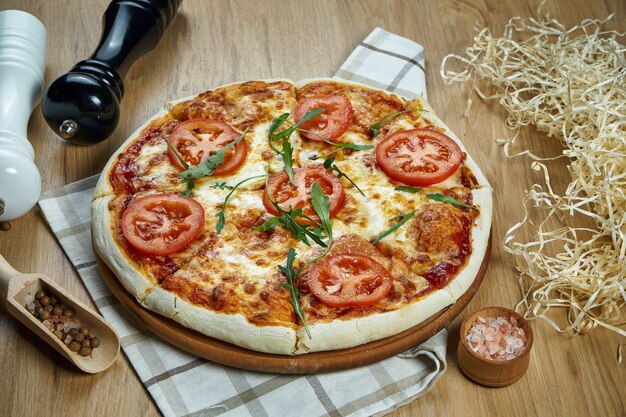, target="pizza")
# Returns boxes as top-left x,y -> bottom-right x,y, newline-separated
91,78 -> 492,355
